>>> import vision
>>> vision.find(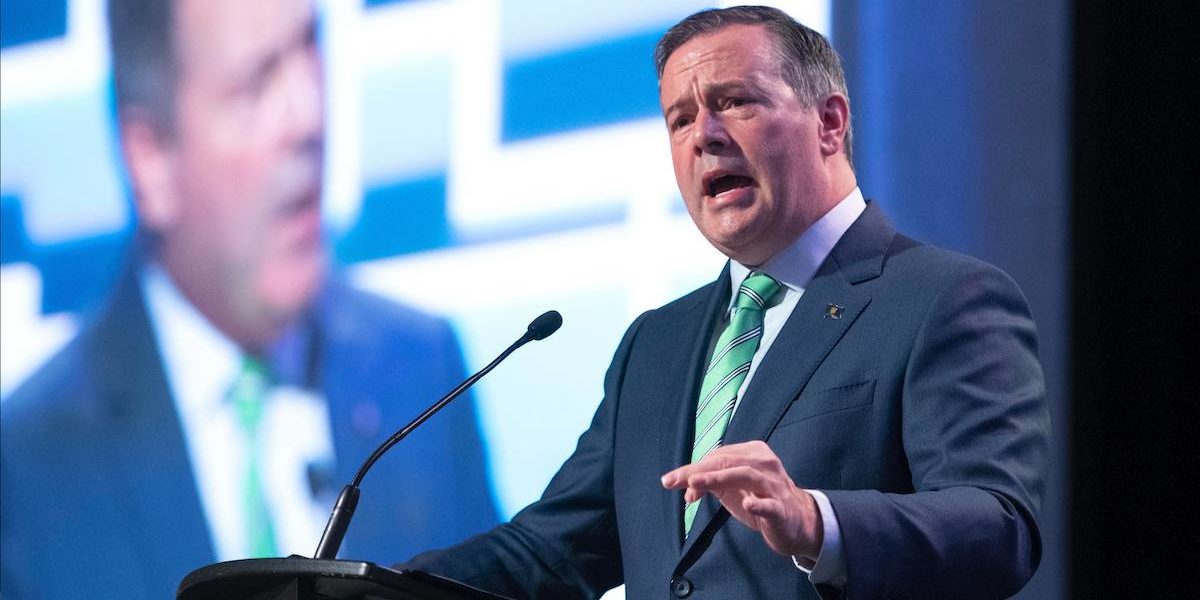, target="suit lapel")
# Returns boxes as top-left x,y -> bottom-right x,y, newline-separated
723,277 -> 870,445
726,202 -> 893,446
677,201 -> 895,561
657,265 -> 732,552
313,284 -> 380,490
94,272 -> 215,587
313,284 -> 396,560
